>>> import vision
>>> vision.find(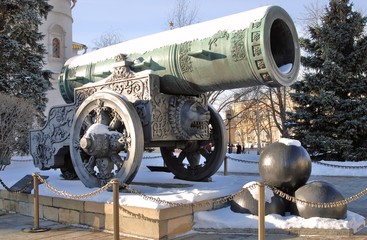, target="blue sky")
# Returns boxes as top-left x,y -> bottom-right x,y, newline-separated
72,0 -> 366,49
